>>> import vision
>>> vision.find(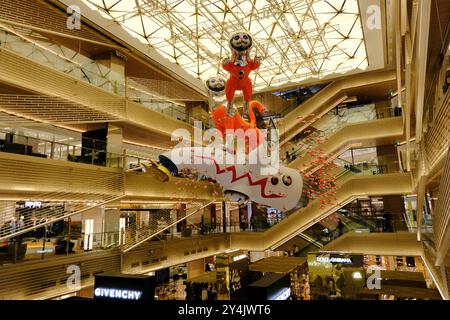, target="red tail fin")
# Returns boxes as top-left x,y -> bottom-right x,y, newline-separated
248,100 -> 266,126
